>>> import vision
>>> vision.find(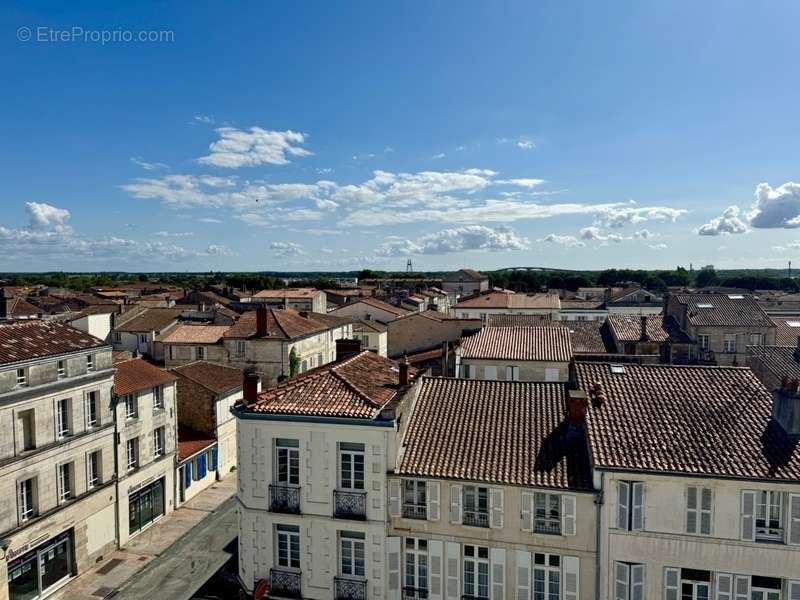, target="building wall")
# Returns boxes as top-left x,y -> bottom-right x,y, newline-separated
455,307 -> 560,321
691,325 -> 777,366
353,330 -> 388,357
329,303 -> 403,324
456,357 -> 570,383
216,388 -> 242,476
174,375 -> 216,435
387,315 -> 480,358
69,313 -> 114,343
164,343 -> 227,369
558,310 -> 608,322
605,305 -> 663,316
112,330 -> 153,357
177,446 -> 218,506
